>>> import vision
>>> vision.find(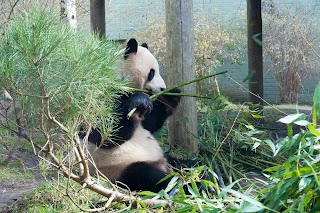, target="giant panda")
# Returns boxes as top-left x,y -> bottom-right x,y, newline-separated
83,38 -> 186,192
